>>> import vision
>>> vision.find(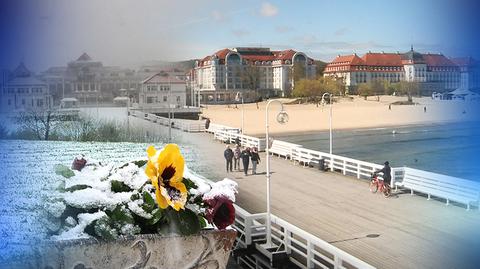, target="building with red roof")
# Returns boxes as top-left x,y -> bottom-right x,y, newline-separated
451,57 -> 480,91
192,47 -> 316,103
324,47 -> 461,93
